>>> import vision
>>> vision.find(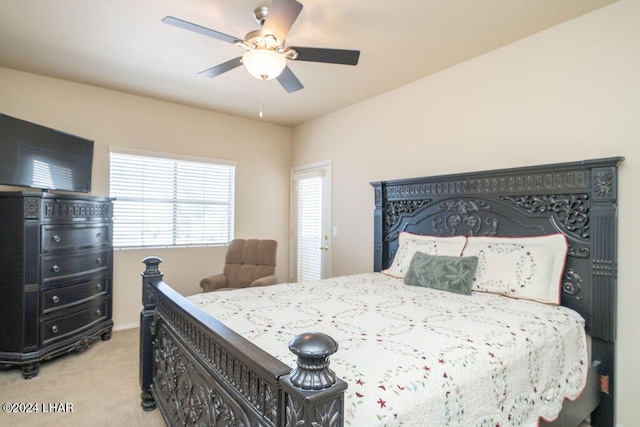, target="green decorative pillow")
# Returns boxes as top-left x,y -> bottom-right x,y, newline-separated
404,253 -> 478,295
